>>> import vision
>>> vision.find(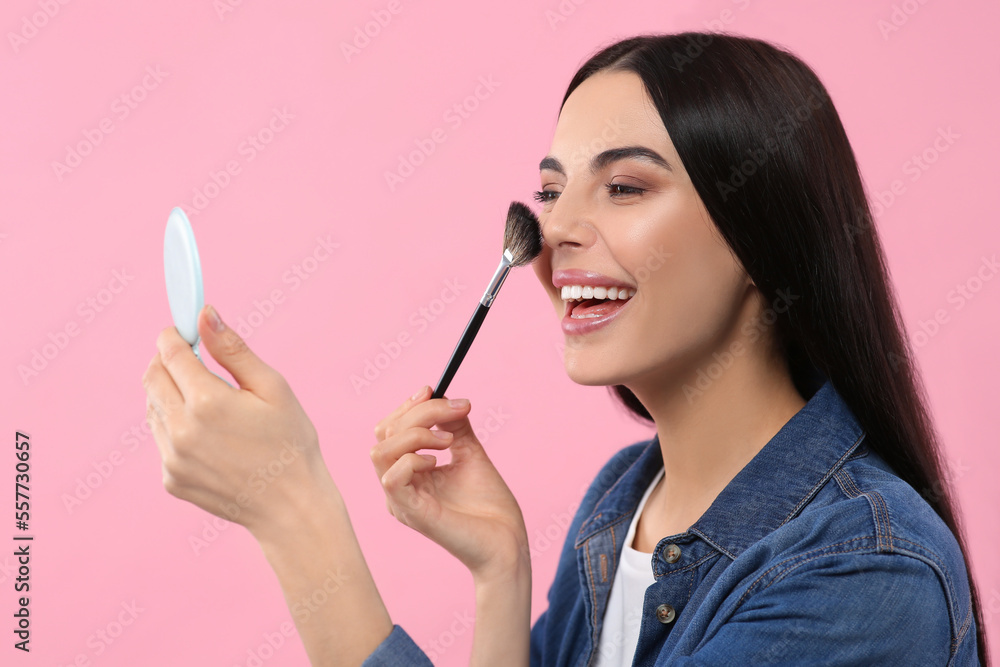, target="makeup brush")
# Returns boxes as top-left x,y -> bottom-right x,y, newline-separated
431,201 -> 543,399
